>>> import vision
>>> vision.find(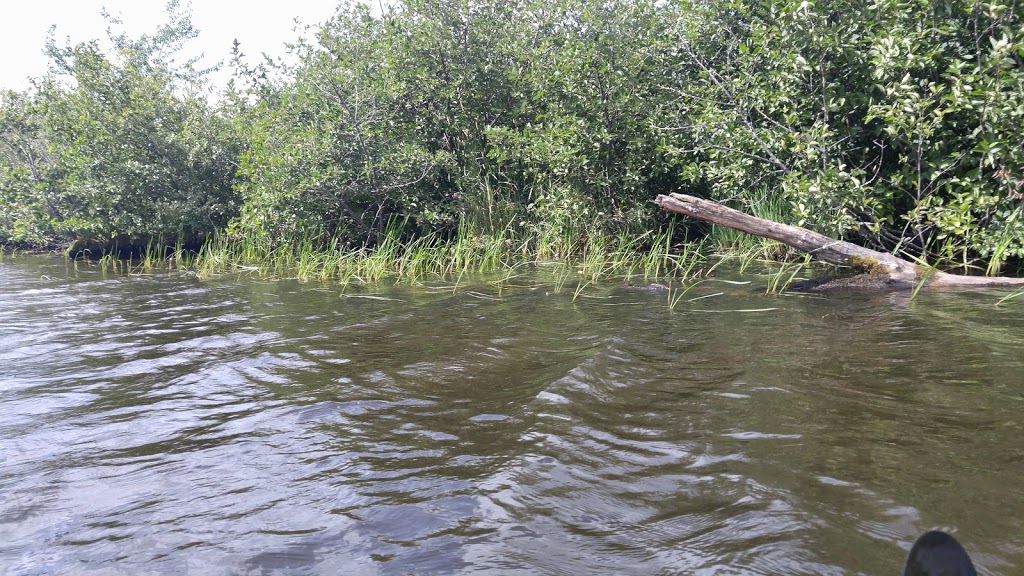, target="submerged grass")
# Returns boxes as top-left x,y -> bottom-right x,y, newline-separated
60,211 -> 808,301
92,238 -> 197,276
764,255 -> 812,294
54,186 -> 903,298
995,289 -> 1024,307
161,217 -> 707,292
706,187 -> 796,261
0,245 -> 19,261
